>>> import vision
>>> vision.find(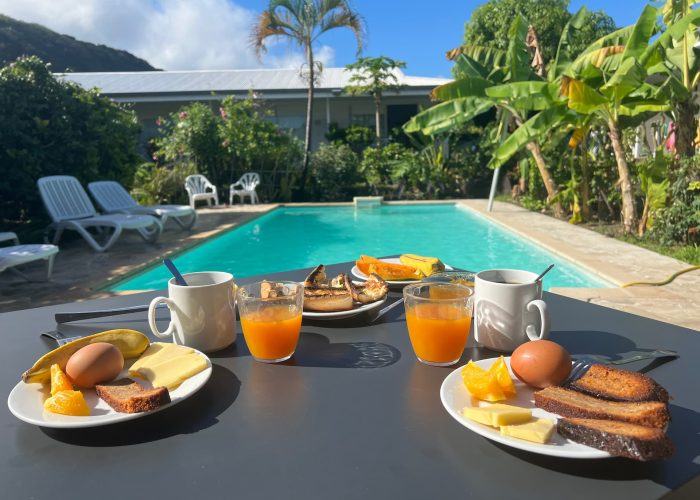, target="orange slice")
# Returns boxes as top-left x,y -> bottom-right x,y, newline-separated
50,364 -> 73,396
488,356 -> 516,397
461,357 -> 516,401
43,390 -> 90,416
